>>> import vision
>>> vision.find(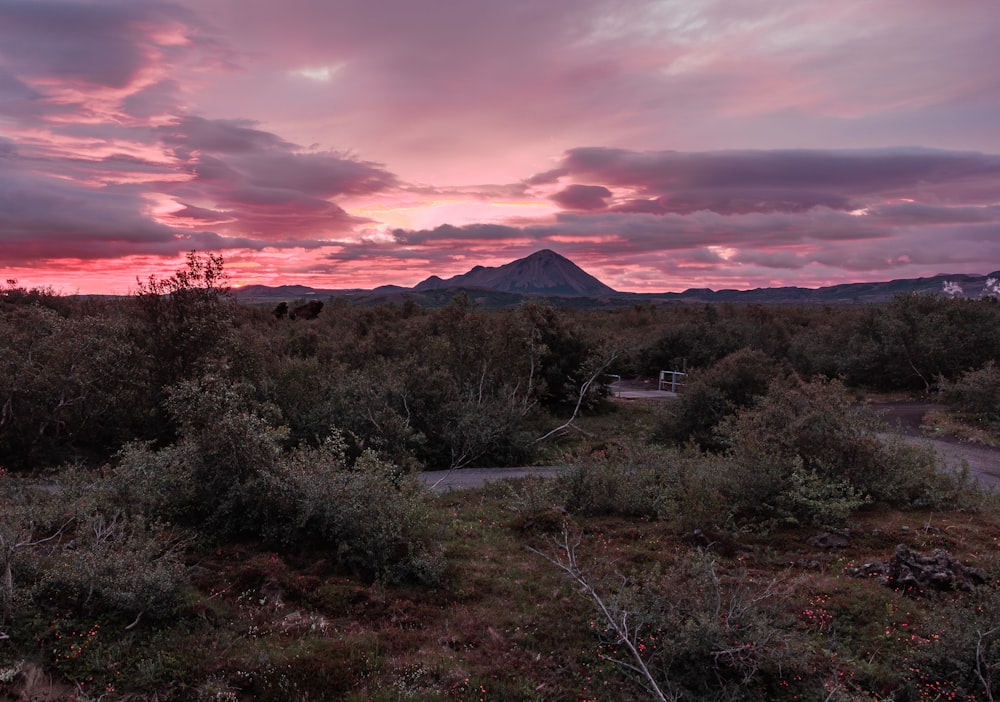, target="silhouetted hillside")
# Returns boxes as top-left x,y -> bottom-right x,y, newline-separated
230,251 -> 1000,308
413,249 -> 618,295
